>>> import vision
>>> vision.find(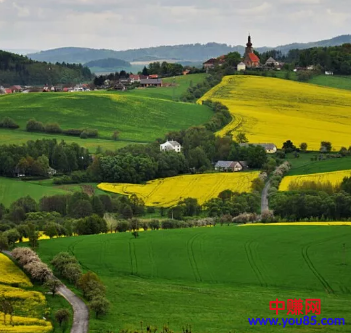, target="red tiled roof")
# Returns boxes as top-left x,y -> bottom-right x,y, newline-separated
203,58 -> 217,64
5,89 -> 12,94
248,53 -> 260,63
